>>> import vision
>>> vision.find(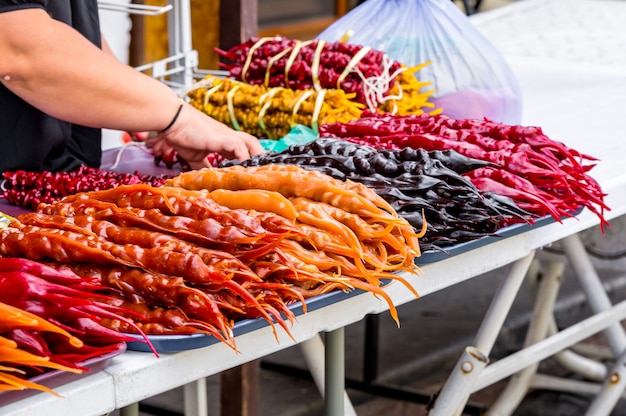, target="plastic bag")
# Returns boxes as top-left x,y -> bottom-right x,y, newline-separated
259,125 -> 318,152
317,0 -> 523,124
